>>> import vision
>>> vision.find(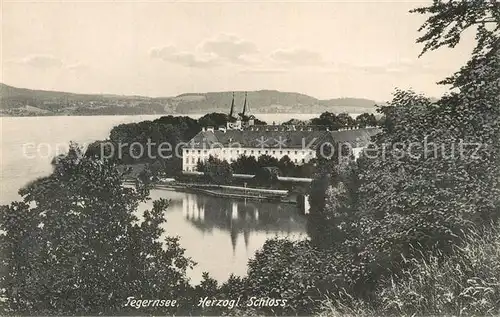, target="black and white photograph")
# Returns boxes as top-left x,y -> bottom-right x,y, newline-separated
1,0 -> 499,315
